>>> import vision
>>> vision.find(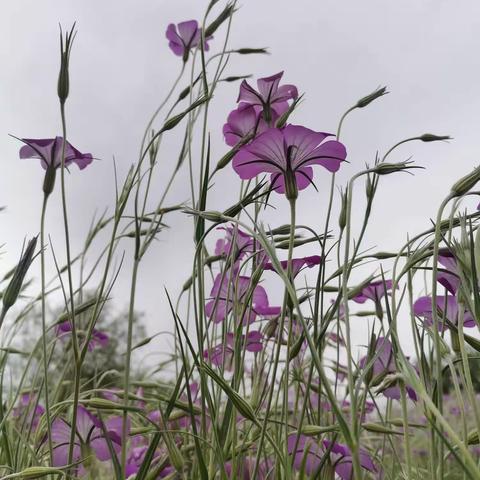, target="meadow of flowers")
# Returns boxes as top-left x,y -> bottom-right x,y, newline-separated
3,2 -> 480,479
